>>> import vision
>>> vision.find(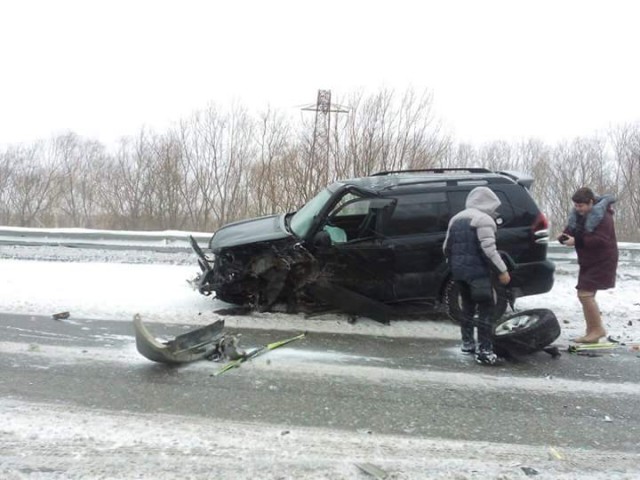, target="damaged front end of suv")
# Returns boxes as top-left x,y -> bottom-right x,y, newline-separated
190,182 -> 396,322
